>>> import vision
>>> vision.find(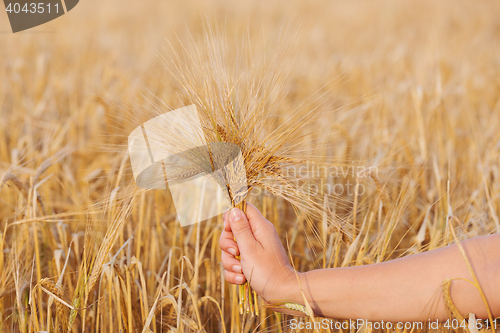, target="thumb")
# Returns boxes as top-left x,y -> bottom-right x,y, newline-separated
228,208 -> 257,253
